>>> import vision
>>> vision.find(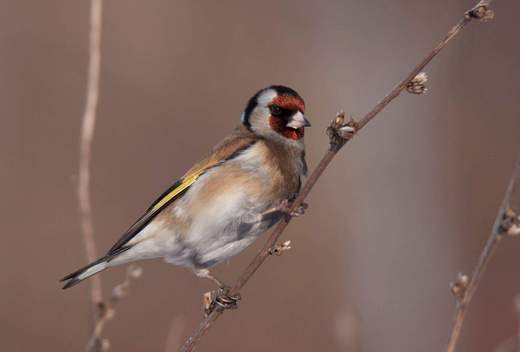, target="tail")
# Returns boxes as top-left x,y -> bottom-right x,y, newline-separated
60,256 -> 109,289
